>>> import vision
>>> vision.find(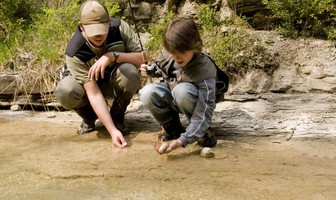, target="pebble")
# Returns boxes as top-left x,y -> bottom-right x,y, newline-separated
10,105 -> 22,111
159,142 -> 169,154
200,147 -> 215,158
